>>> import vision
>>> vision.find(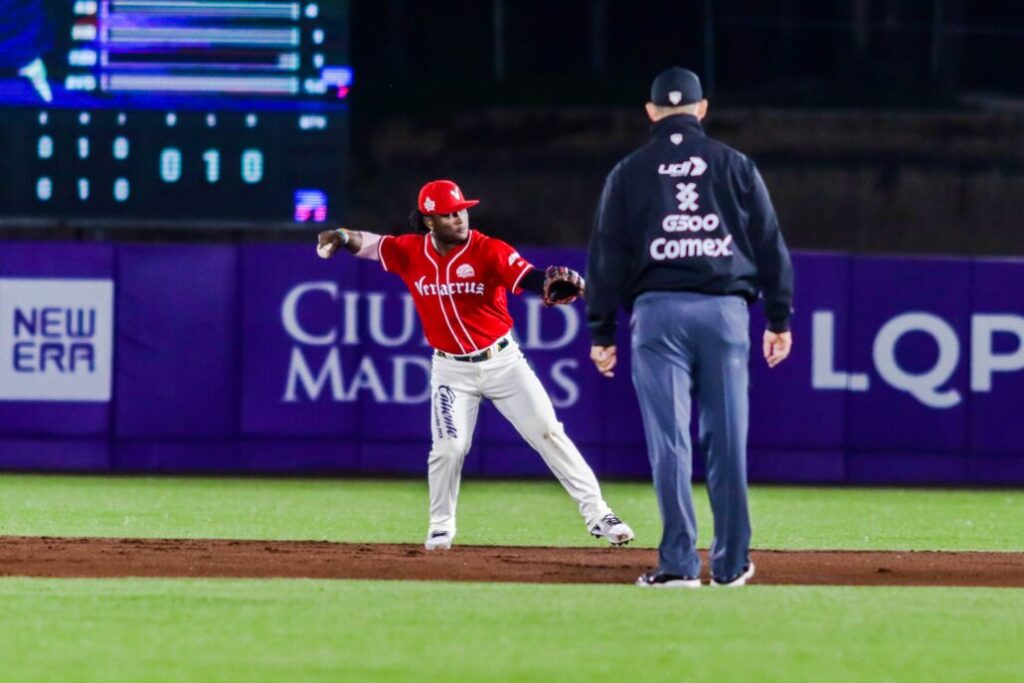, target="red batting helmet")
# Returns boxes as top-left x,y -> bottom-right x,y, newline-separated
417,180 -> 479,214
